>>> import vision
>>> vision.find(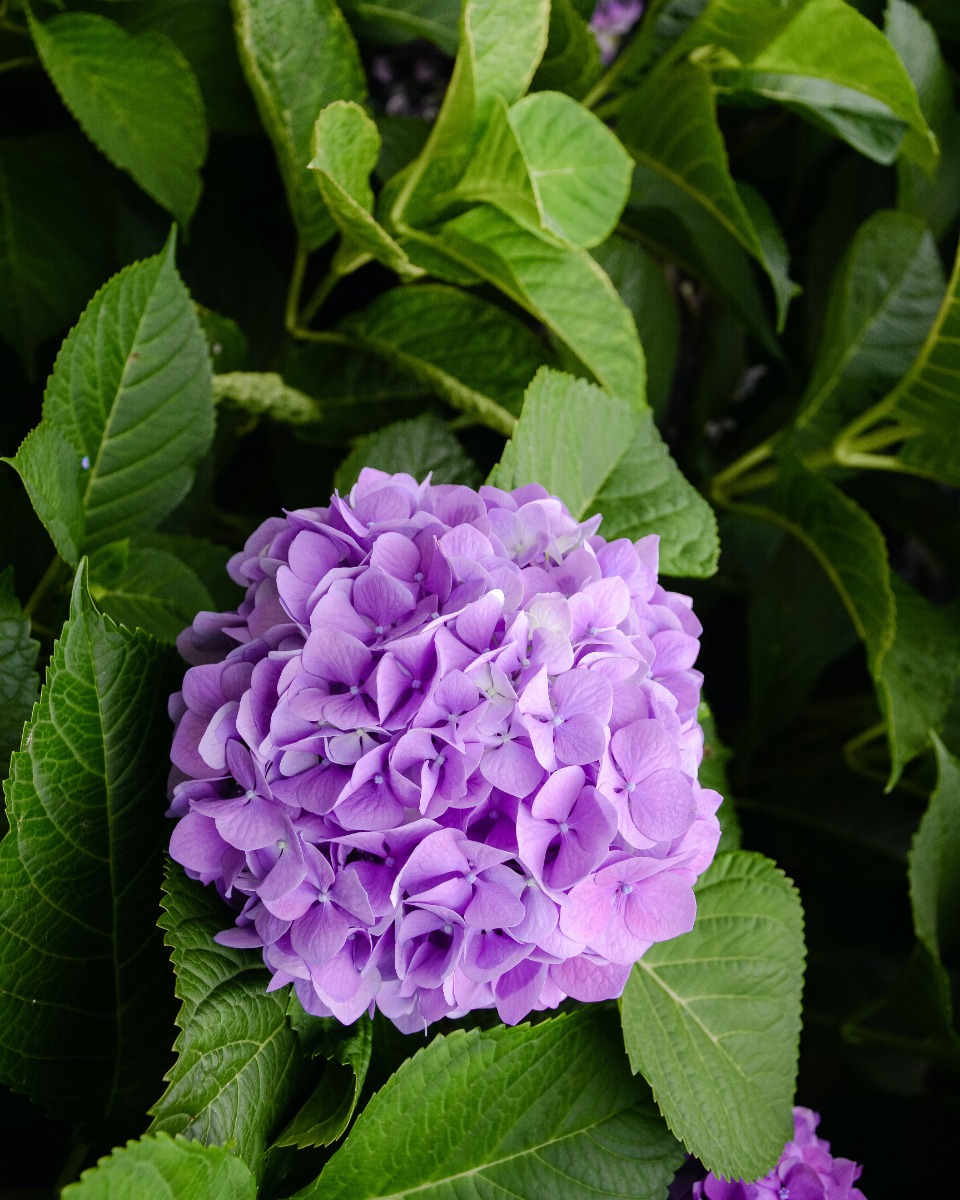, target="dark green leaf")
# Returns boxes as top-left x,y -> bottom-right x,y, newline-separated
29,12 -> 207,225
0,568 -> 39,768
198,307 -> 249,374
137,534 -> 239,613
426,207 -> 647,409
232,0 -> 366,249
621,852 -> 805,1180
0,567 -> 179,1121
340,0 -> 460,53
335,413 -> 481,492
0,135 -> 114,367
11,238 -> 214,559
61,1133 -> 256,1200
87,542 -> 214,644
493,369 -> 719,577
148,866 -> 305,1177
530,0 -> 602,100
292,1010 -> 684,1200
910,737 -> 960,961
698,702 -> 741,853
